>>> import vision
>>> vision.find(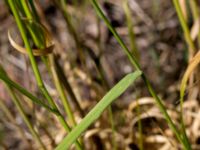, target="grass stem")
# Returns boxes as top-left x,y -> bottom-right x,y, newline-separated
49,55 -> 77,127
189,0 -> 200,48
173,0 -> 196,57
0,98 -> 31,147
123,0 -> 140,61
7,1 -> 83,149
5,85 -> 46,150
136,98 -> 143,150
54,56 -> 84,116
